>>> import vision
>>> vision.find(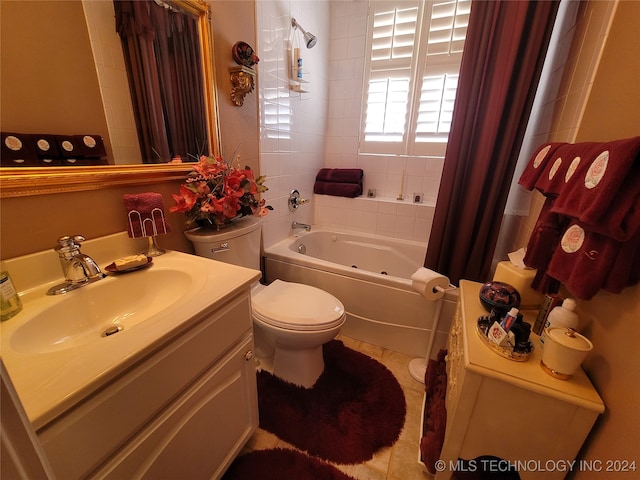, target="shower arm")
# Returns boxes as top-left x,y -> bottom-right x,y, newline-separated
291,18 -> 317,49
